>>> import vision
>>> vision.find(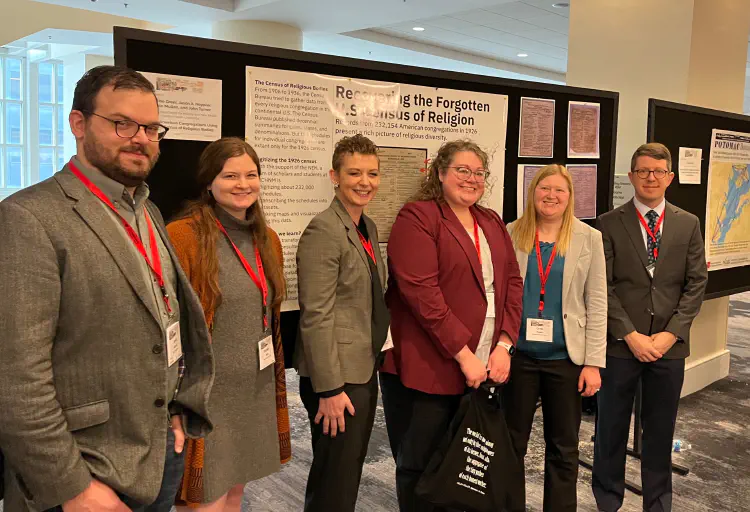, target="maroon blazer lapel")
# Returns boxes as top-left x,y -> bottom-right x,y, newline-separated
439,202 -> 485,296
